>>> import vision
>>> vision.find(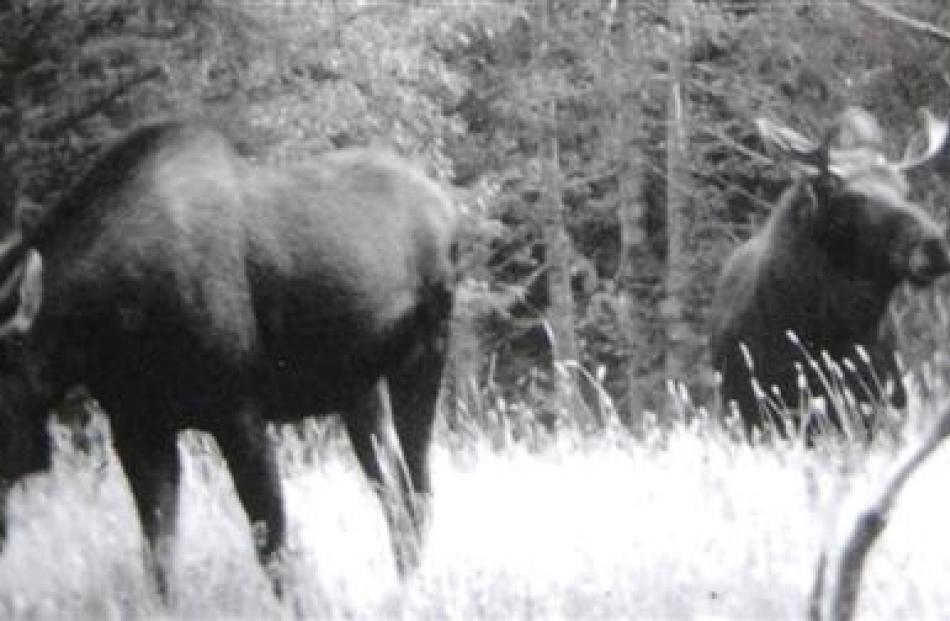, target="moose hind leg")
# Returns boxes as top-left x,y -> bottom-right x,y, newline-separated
212,405 -> 286,596
110,419 -> 181,602
344,379 -> 421,577
388,338 -> 447,550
